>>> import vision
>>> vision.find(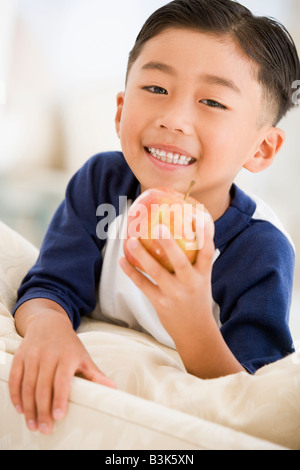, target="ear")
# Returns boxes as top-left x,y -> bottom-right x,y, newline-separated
115,92 -> 125,138
243,127 -> 286,173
